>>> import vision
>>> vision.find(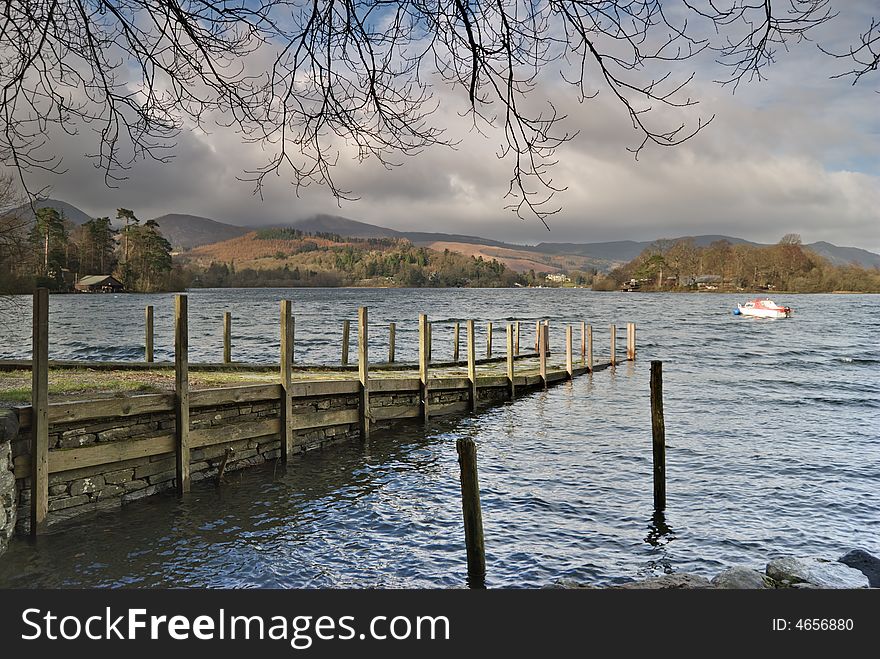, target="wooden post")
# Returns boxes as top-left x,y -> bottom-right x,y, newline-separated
539,323 -> 547,388
223,312 -> 232,364
341,319 -> 350,366
650,361 -> 667,510
453,322 -> 460,362
628,322 -> 637,361
358,306 -> 370,439
544,320 -> 550,355
388,322 -> 396,363
456,437 -> 486,587
566,324 -> 573,378
506,324 -> 515,399
514,321 -> 520,356
467,319 -> 477,412
144,305 -> 154,363
534,320 -> 540,353
174,294 -> 191,496
427,322 -> 432,363
486,321 -> 492,358
280,300 -> 294,460
610,324 -> 617,366
30,288 -> 49,535
580,321 -> 586,365
587,324 -> 593,372
419,314 -> 430,423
